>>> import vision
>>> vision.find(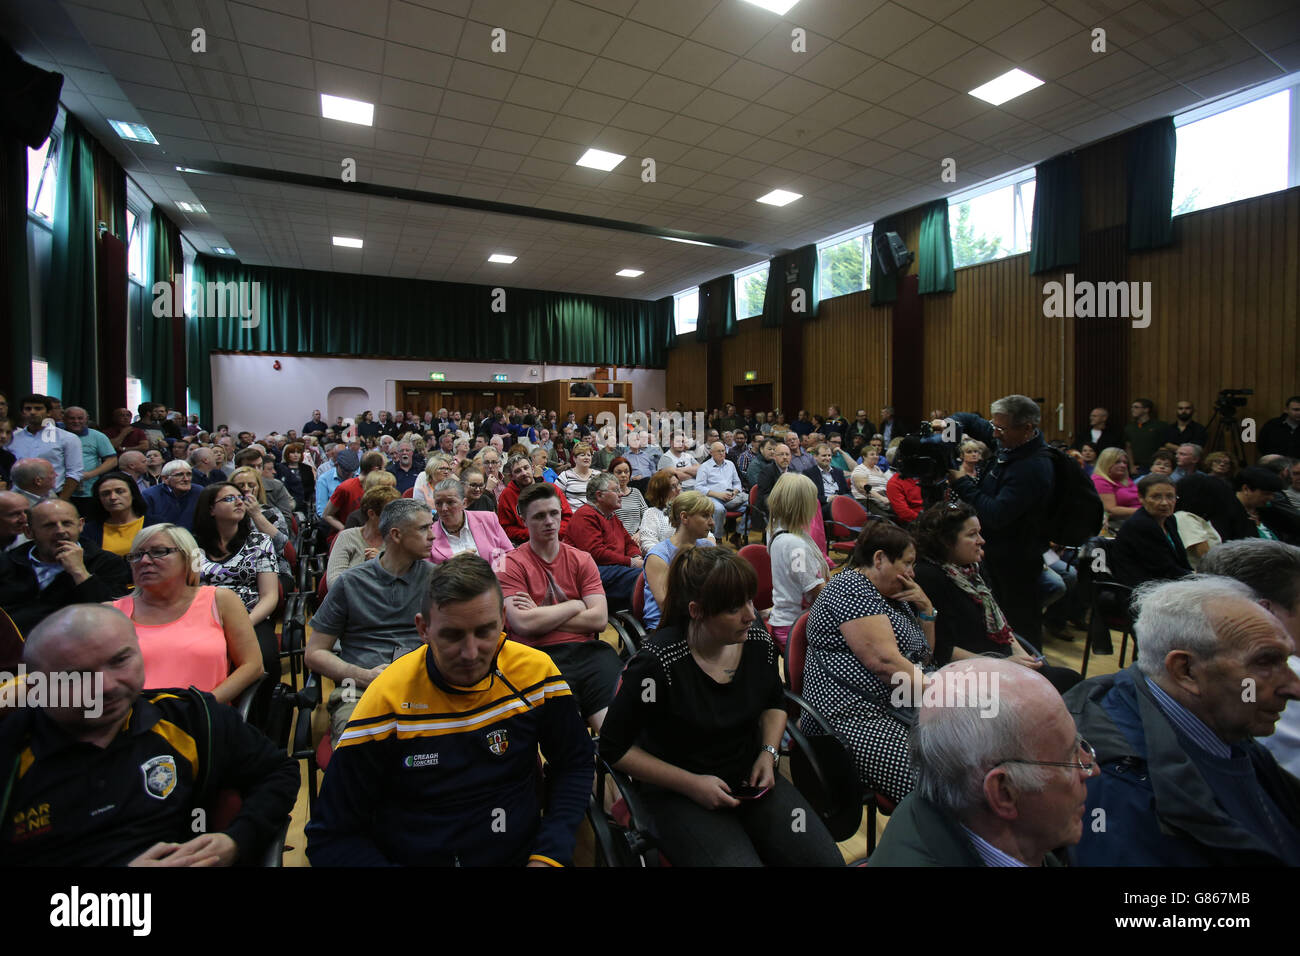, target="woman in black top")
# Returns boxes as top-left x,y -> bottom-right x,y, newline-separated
598,547 -> 842,866
1111,475 -> 1192,587
912,502 -> 1081,694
